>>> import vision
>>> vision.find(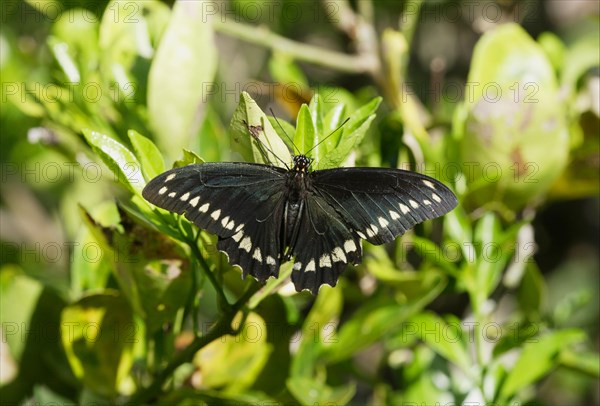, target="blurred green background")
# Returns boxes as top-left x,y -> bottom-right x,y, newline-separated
1,0 -> 598,405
